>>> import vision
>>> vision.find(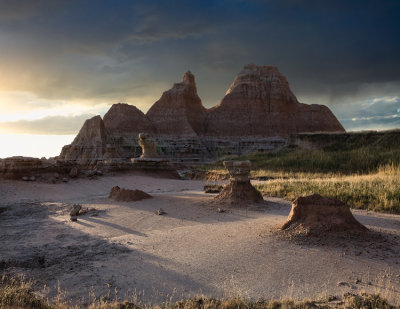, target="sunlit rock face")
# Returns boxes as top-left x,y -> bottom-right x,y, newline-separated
59,115 -> 106,165
205,64 -> 345,137
137,133 -> 159,159
59,65 -> 345,164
